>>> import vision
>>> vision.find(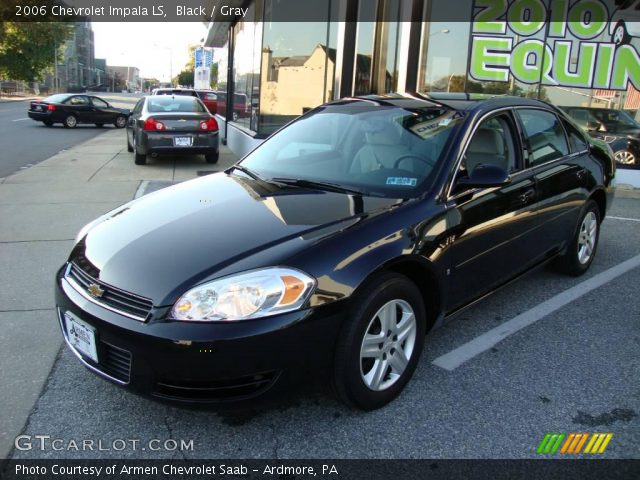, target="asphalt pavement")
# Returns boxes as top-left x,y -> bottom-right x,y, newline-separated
0,126 -> 639,462
0,93 -> 140,179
